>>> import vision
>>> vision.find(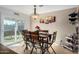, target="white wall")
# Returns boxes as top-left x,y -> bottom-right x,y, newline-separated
0,12 -> 1,43
0,7 -> 31,43
31,8 -> 77,44
0,12 -> 5,43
